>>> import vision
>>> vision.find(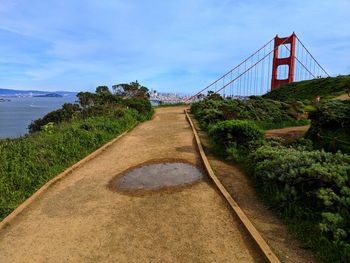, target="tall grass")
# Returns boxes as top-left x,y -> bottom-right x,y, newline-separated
0,109 -> 143,220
